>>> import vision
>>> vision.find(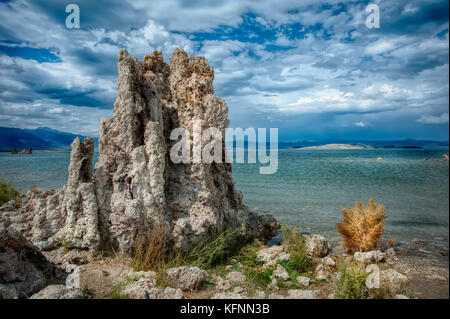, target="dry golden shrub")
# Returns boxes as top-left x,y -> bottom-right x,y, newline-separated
336,199 -> 387,252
